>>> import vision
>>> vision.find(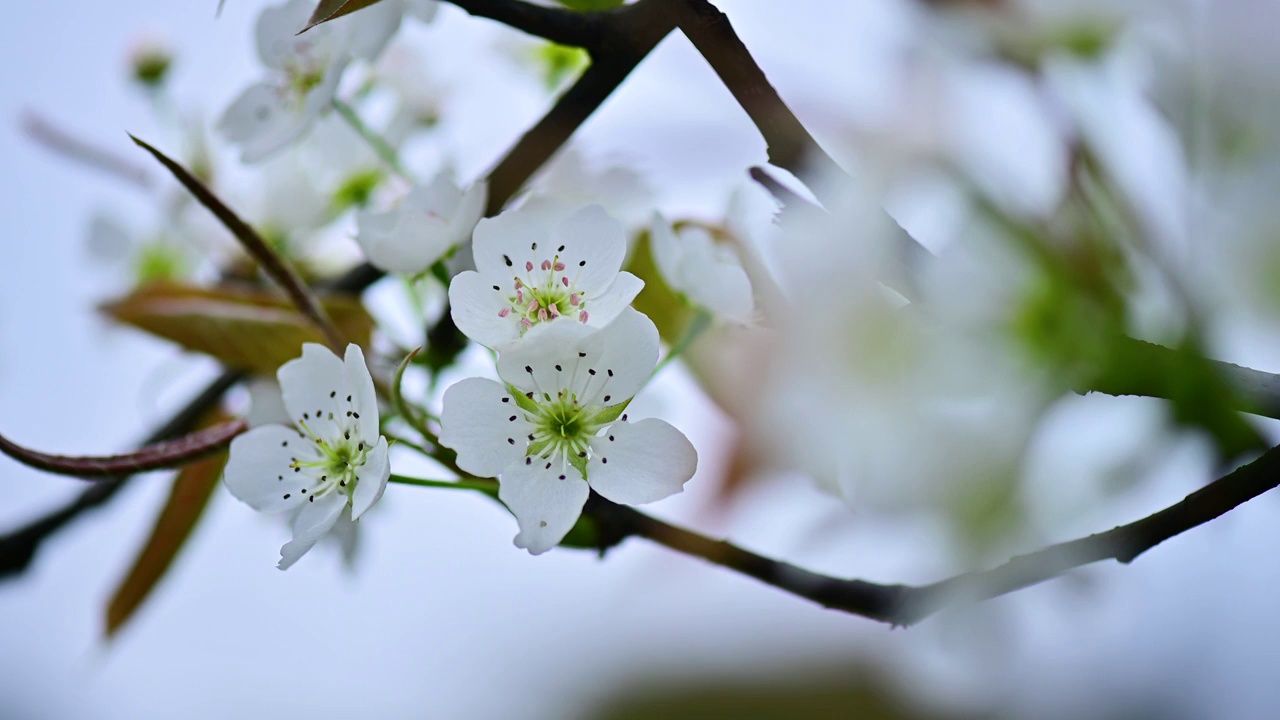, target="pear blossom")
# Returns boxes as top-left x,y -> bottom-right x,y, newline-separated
439,308 -> 696,554
224,344 -> 390,569
448,204 -> 644,349
355,172 -> 488,275
649,213 -> 755,323
218,0 -> 353,163
329,0 -> 440,62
